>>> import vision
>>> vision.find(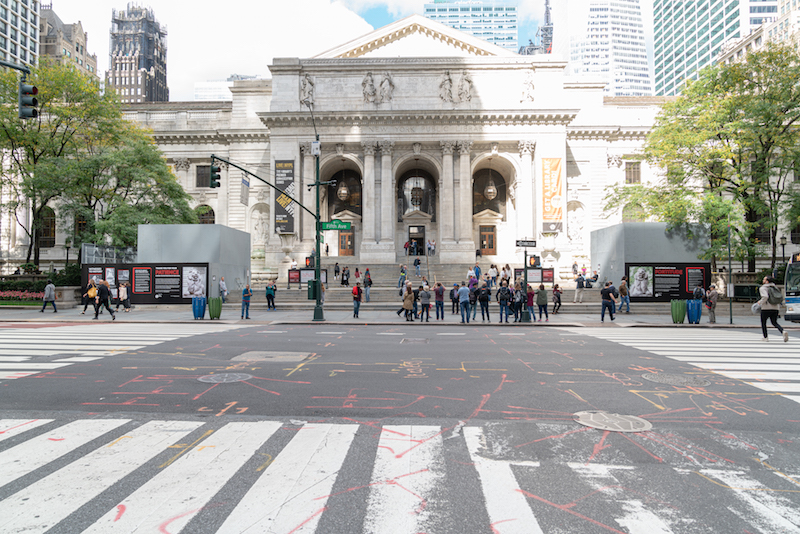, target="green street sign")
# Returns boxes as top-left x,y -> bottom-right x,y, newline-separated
321,219 -> 351,231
